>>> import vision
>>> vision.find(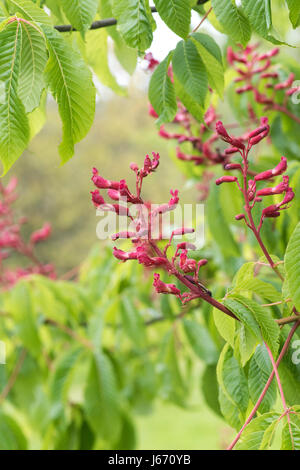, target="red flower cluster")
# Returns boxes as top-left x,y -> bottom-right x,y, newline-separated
0,179 -> 55,289
228,44 -> 300,118
215,117 -> 294,232
90,155 -> 209,303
